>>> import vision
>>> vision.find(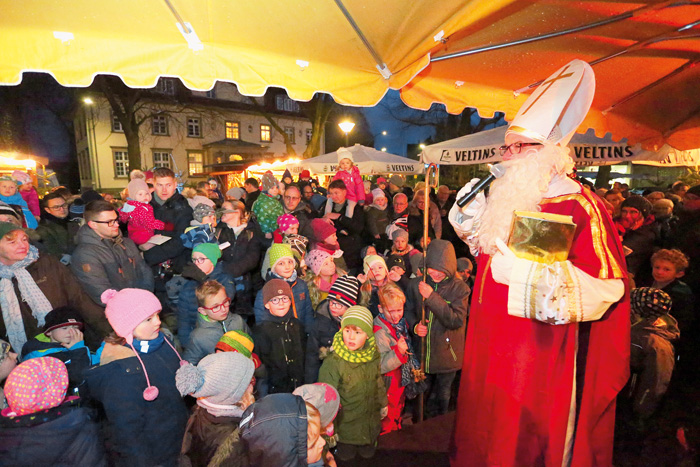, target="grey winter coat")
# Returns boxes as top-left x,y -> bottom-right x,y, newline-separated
70,225 -> 154,306
183,312 -> 250,365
